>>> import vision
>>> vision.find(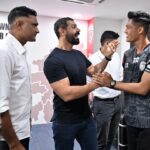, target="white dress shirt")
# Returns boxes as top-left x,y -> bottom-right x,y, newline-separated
0,33 -> 32,140
88,50 -> 122,99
